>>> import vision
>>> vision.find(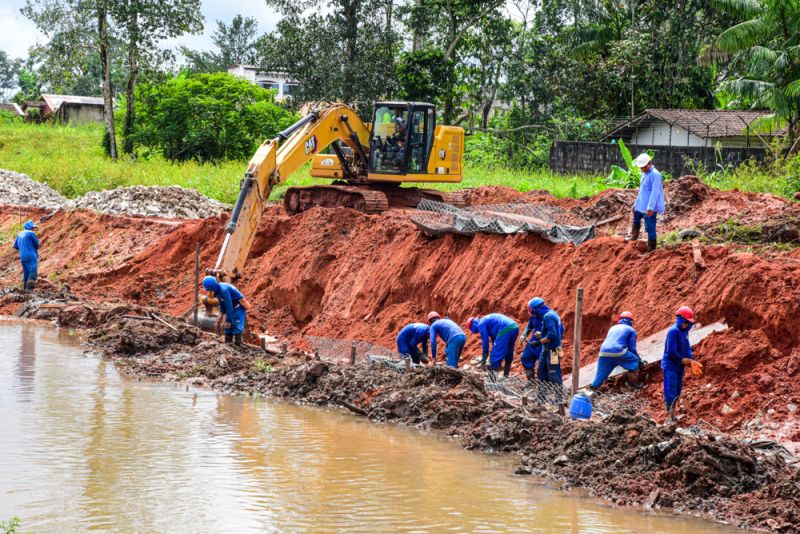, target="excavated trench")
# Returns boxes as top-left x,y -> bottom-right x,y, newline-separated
1,176 -> 800,530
